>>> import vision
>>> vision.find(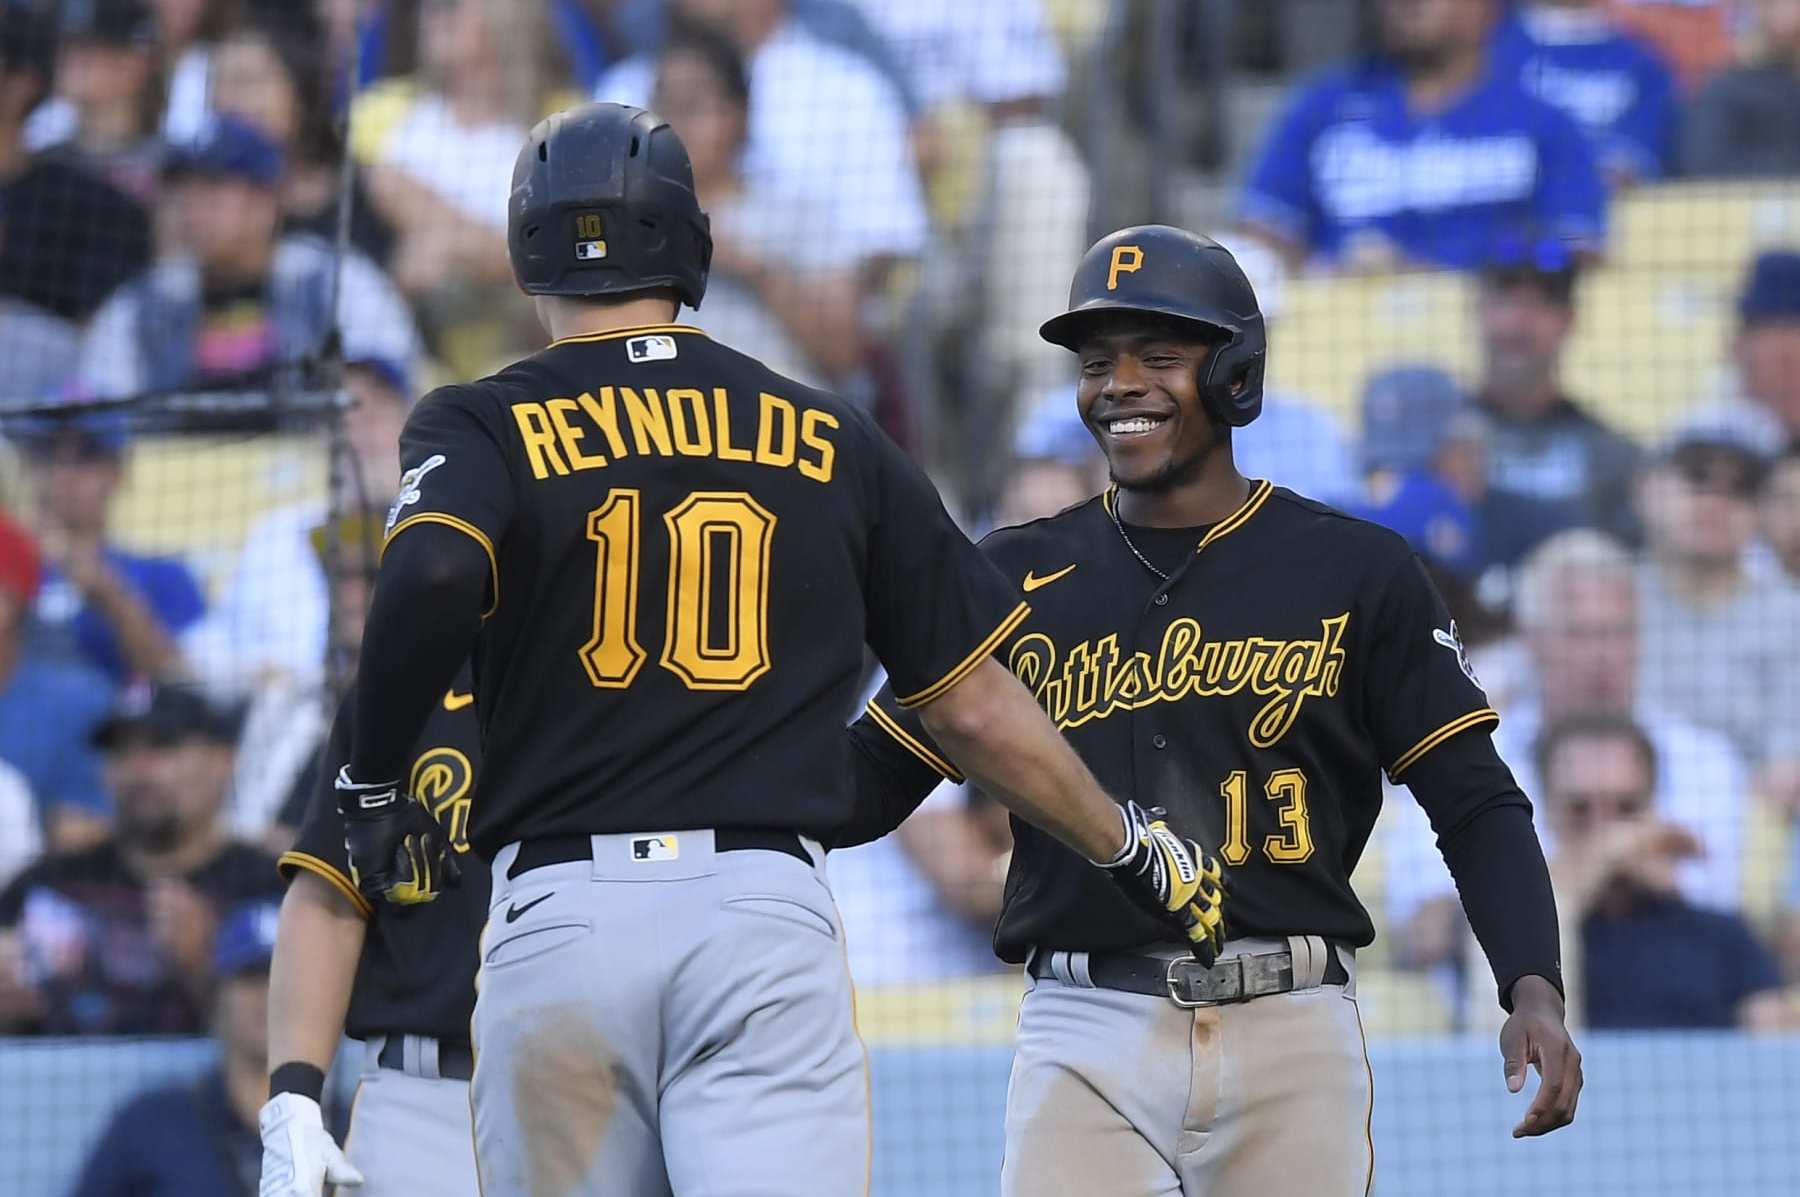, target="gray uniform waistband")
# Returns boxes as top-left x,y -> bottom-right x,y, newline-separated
364,1033 -> 473,1083
493,829 -> 826,885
